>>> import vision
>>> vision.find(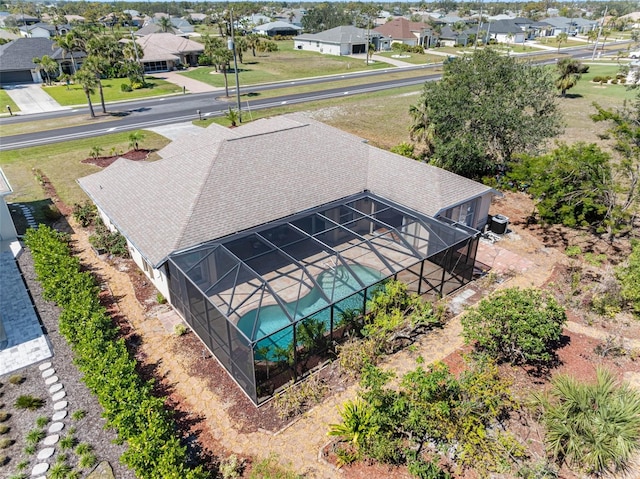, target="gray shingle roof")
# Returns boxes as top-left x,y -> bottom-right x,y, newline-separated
78,114 -> 492,267
0,37 -> 55,71
296,25 -> 380,44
